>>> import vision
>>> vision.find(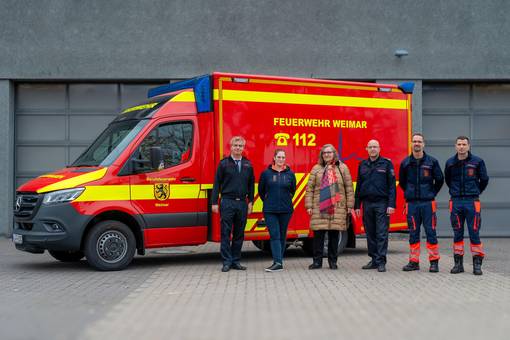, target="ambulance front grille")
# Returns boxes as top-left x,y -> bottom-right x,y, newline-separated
14,193 -> 41,218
